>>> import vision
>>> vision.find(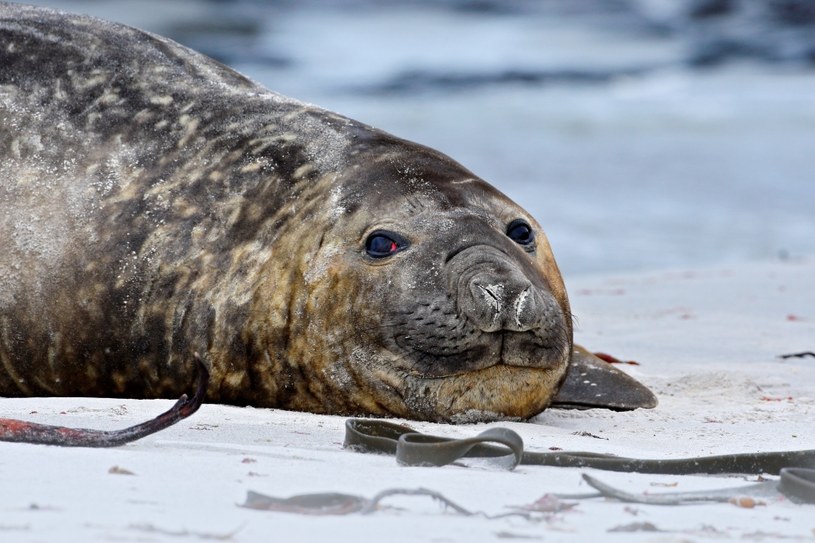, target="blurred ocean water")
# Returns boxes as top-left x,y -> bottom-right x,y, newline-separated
16,0 -> 815,277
